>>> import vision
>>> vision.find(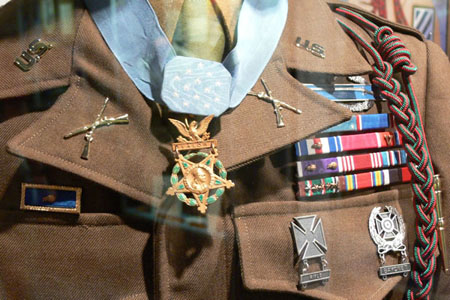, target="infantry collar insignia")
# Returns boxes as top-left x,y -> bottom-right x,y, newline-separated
166,115 -> 234,214
15,39 -> 53,72
248,79 -> 302,128
295,37 -> 325,59
290,215 -> 330,289
369,206 -> 411,280
64,97 -> 129,160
